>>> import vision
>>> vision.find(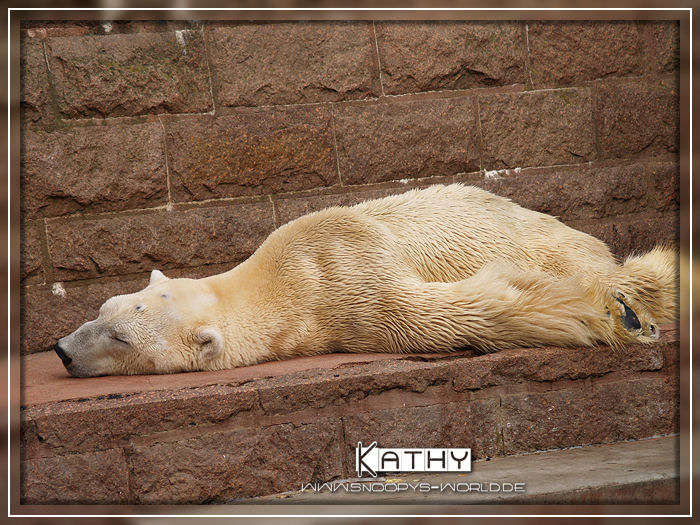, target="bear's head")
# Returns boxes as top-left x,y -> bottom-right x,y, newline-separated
54,270 -> 224,377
